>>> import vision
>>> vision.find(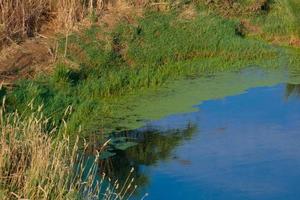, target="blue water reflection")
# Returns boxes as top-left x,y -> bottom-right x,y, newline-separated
123,83 -> 300,200
93,81 -> 300,200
